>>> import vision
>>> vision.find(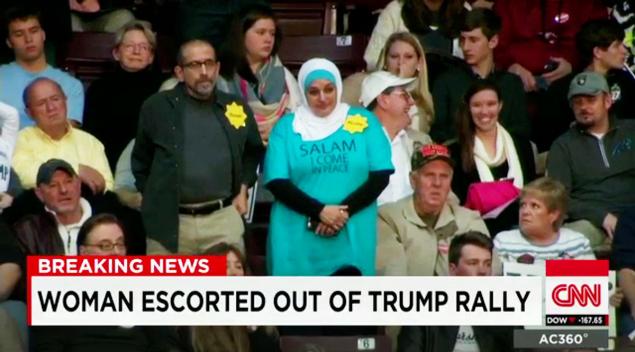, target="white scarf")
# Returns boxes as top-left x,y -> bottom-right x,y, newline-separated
473,123 -> 524,189
292,58 -> 350,141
